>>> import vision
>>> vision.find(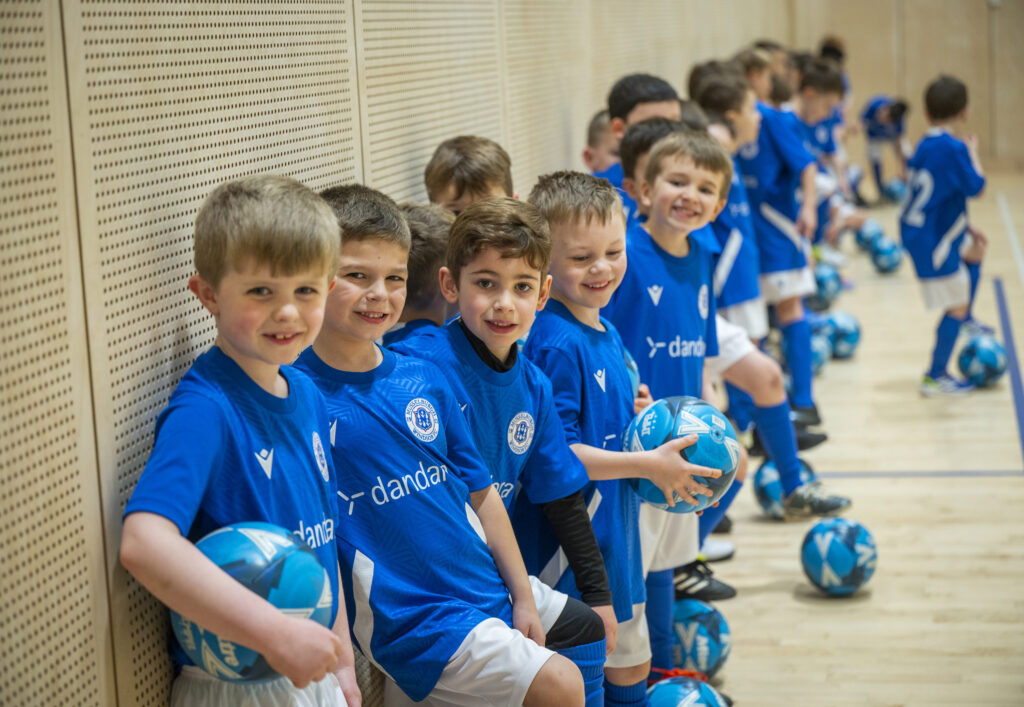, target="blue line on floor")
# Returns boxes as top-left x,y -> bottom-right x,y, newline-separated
994,276 -> 1024,466
818,470 -> 1023,479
